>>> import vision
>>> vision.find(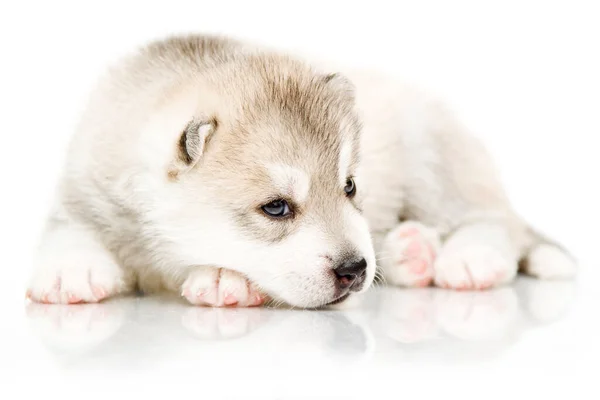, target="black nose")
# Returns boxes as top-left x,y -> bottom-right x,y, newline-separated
334,257 -> 367,292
